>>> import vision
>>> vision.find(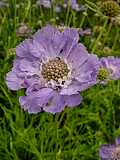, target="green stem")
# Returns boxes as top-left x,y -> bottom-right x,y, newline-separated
103,21 -> 112,46
13,0 -> 16,46
71,10 -> 76,27
110,81 -> 116,131
65,4 -> 70,26
23,0 -> 31,22
39,6 -> 45,24
0,86 -> 13,107
79,14 -> 86,28
68,12 -> 73,27
112,27 -> 119,51
91,18 -> 108,53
